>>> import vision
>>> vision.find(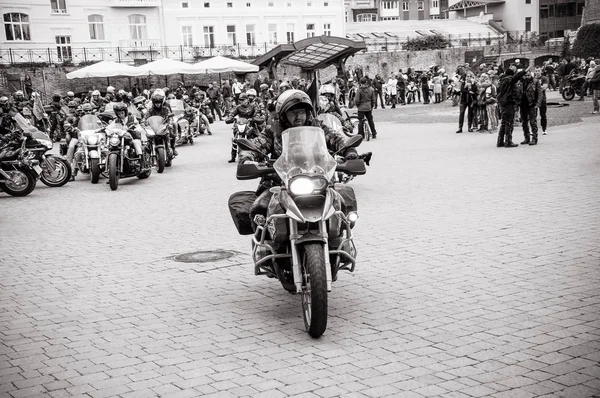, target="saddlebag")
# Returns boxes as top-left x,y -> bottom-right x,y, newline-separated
228,190 -> 258,235
333,184 -> 358,214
